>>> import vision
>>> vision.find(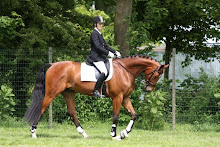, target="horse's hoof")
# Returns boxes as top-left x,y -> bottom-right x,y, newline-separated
82,132 -> 89,138
112,135 -> 121,141
121,130 -> 129,138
